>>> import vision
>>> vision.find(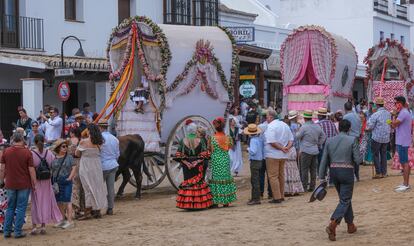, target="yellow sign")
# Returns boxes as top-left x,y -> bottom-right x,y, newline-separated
240,75 -> 256,80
